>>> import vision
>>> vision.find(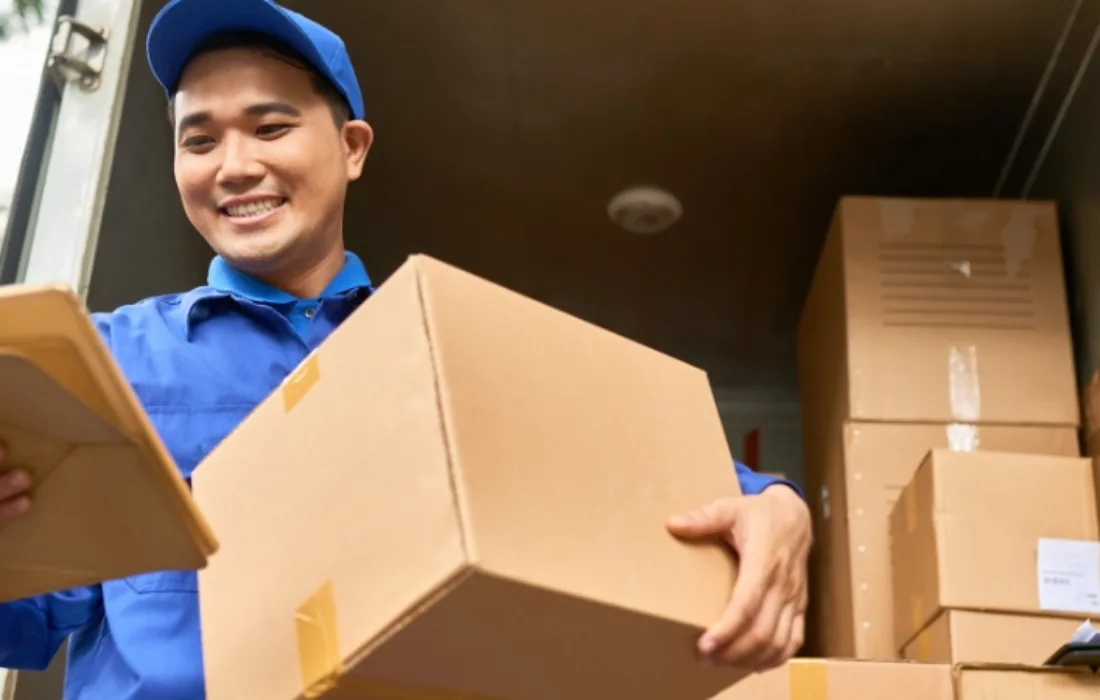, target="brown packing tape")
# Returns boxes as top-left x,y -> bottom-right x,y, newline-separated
284,354 -> 321,412
788,659 -> 828,700
296,580 -> 343,698
916,628 -> 932,662
294,581 -> 502,700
